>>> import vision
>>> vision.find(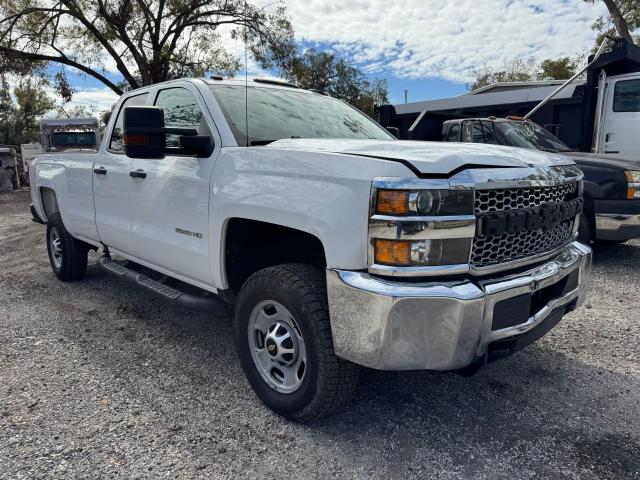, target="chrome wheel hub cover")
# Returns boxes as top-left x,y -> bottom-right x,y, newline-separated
49,227 -> 63,269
